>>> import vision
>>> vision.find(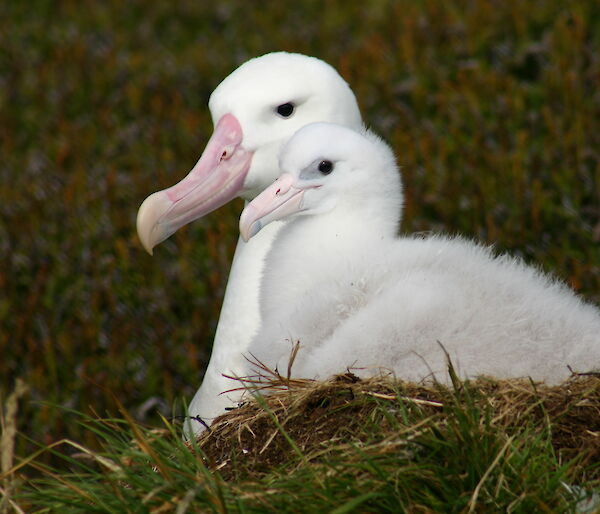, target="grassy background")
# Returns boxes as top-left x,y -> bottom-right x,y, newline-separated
1,0 -> 599,459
